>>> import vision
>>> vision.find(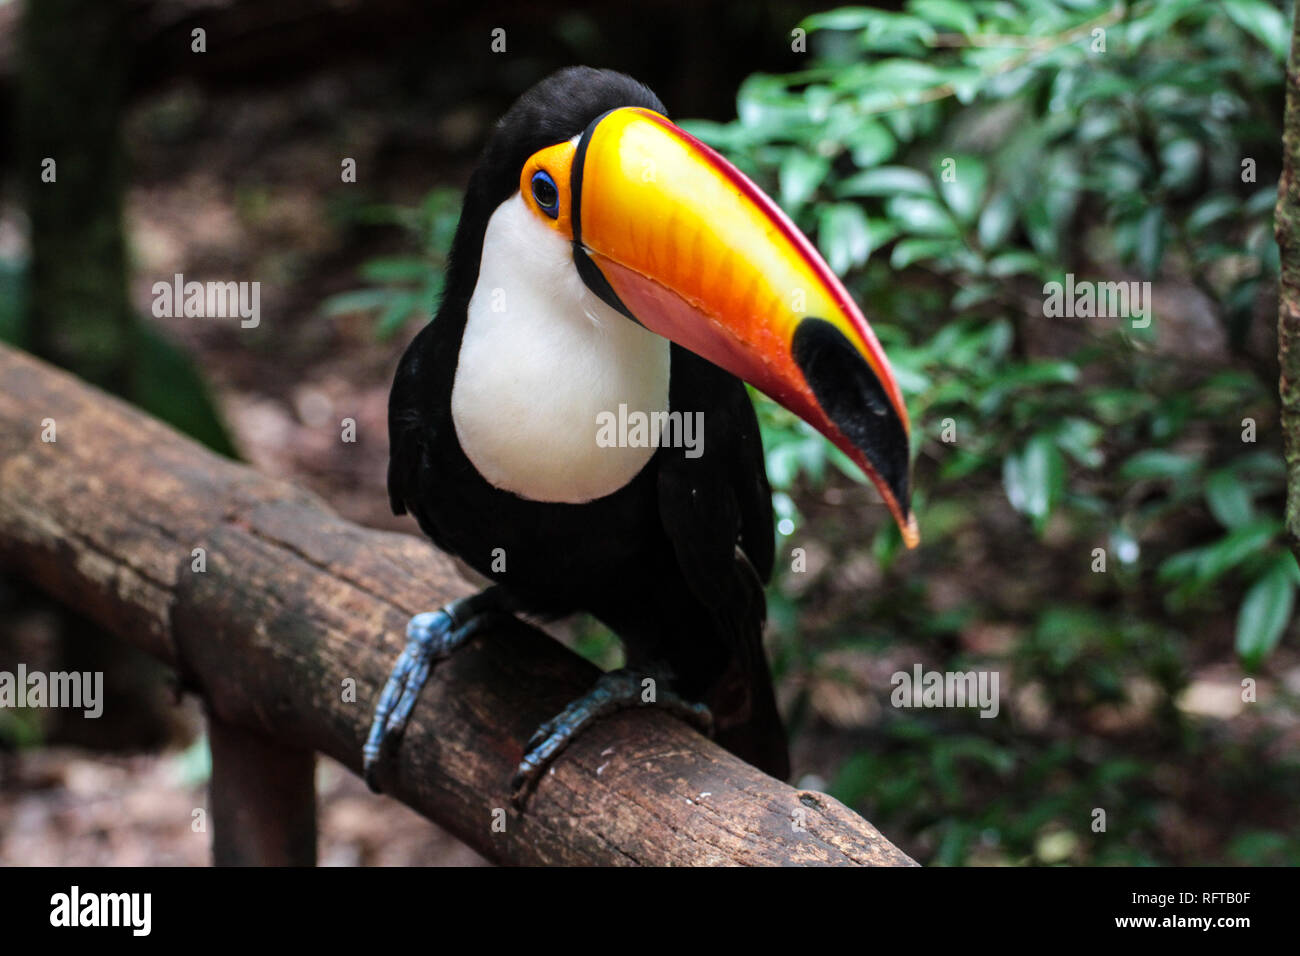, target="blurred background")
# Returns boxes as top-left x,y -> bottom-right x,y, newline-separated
0,0 -> 1297,866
